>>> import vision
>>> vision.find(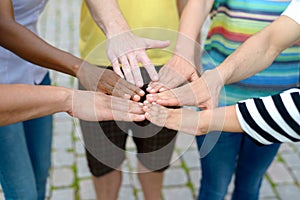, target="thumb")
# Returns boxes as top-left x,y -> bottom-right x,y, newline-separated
189,72 -> 199,82
144,39 -> 170,49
